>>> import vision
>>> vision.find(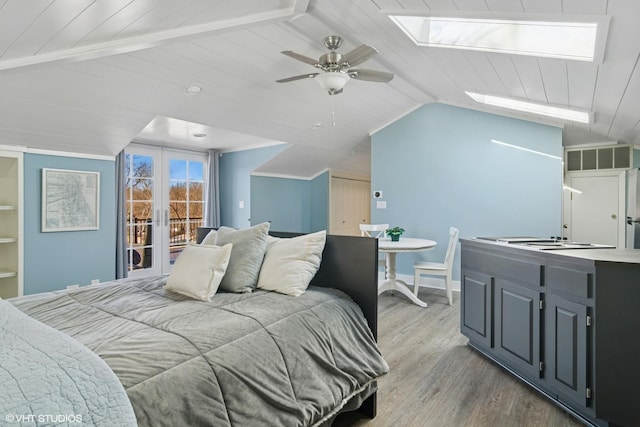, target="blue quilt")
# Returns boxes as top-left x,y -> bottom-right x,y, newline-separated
0,299 -> 137,426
